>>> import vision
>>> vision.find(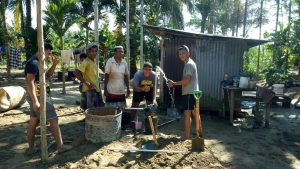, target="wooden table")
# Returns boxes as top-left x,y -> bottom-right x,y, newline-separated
222,86 -> 262,124
223,86 -> 291,127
